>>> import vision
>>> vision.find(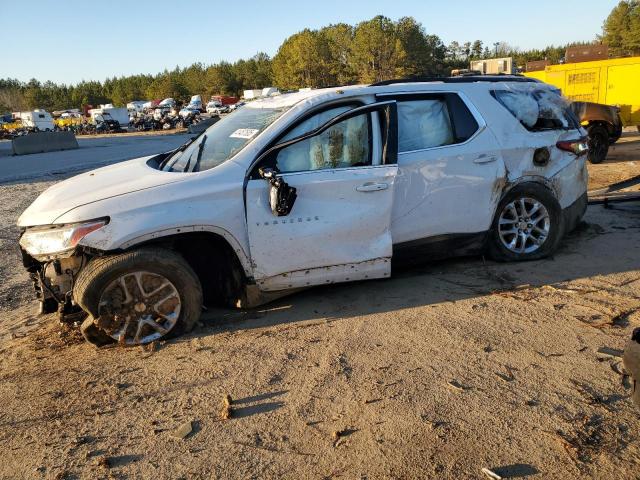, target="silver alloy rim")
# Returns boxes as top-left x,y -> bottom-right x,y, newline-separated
498,197 -> 551,254
98,271 -> 181,345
